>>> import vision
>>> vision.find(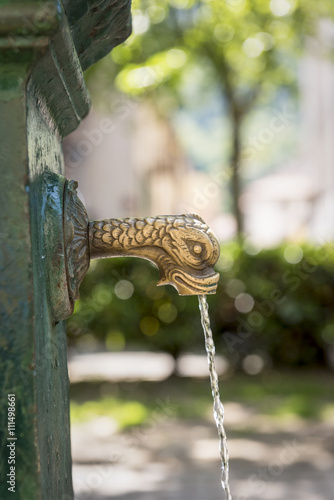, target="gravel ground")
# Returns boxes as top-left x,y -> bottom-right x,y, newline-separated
72,402 -> 334,500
